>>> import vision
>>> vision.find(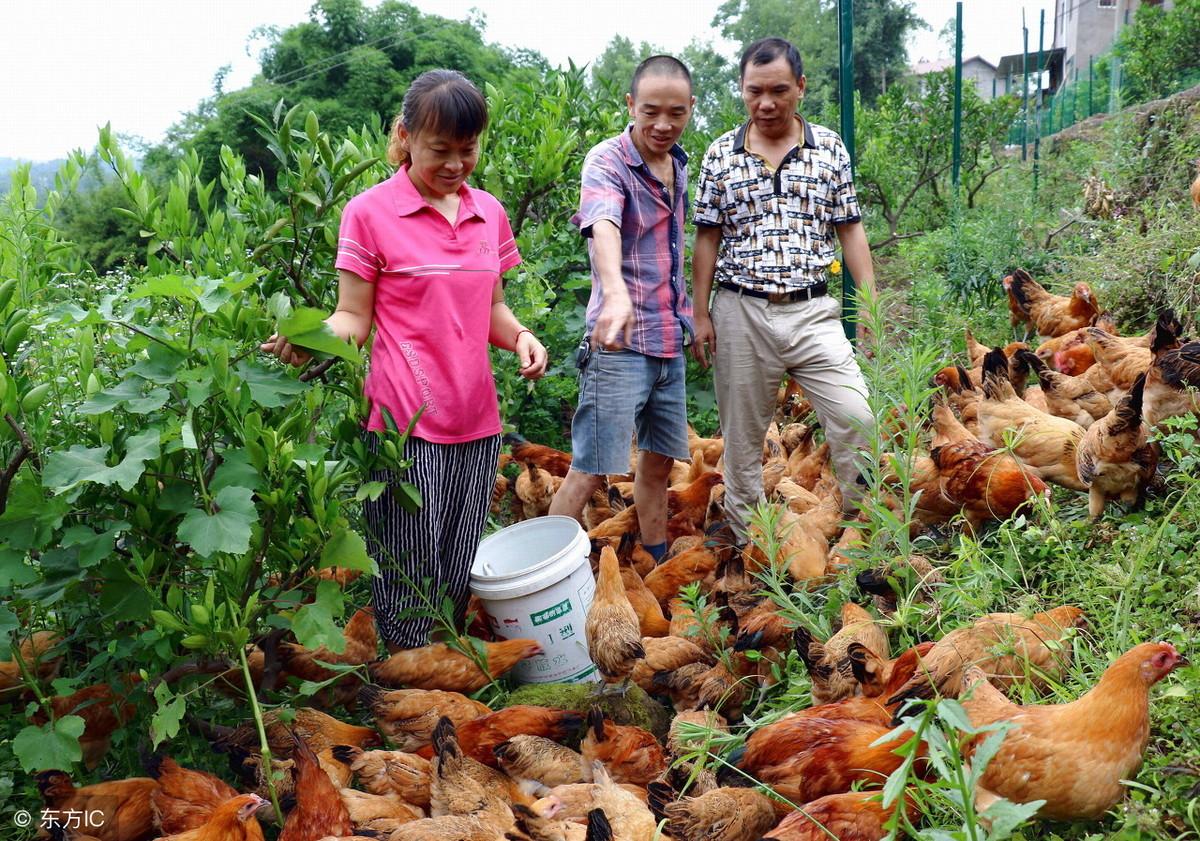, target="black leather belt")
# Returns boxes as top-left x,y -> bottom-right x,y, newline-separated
718,280 -> 828,303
